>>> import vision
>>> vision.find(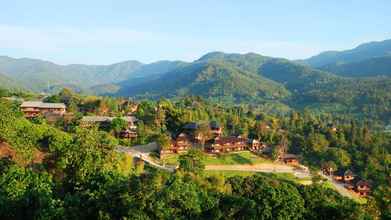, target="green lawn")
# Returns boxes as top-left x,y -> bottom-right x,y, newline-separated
161,151 -> 270,166
204,171 -> 312,185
